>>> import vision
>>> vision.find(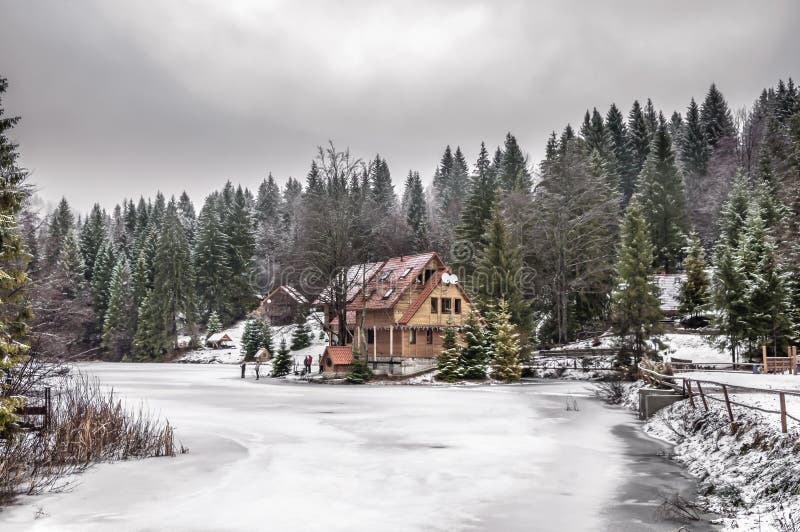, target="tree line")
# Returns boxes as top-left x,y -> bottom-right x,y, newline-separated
13,76 -> 800,363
